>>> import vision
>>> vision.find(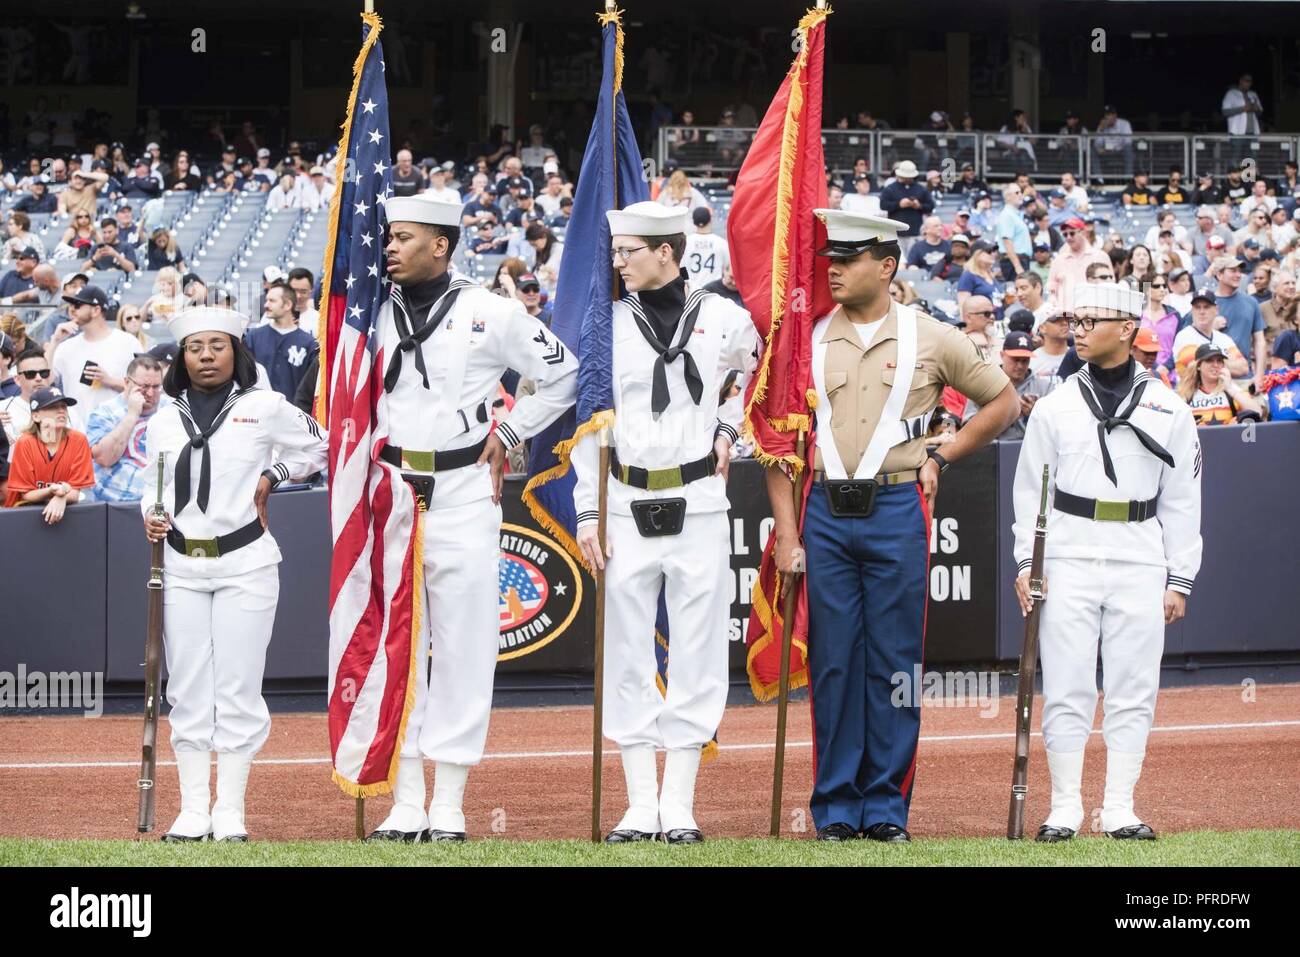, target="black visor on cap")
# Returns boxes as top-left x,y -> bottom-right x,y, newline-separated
815,236 -> 888,258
